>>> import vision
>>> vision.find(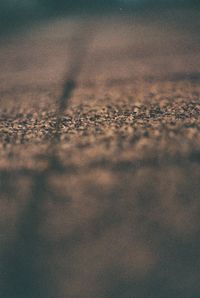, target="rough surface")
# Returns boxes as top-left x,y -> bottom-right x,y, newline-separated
1,10 -> 200,298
